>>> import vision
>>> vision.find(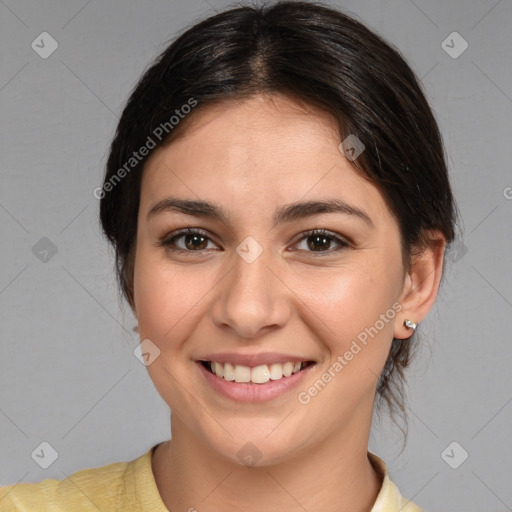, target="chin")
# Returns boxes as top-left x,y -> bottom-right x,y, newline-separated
217,439 -> 299,468
199,419 -> 310,468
